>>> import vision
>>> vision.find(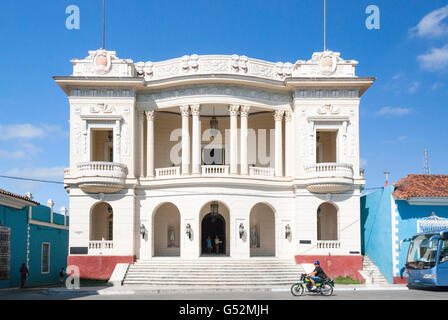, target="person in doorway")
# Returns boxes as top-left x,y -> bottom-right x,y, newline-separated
206,236 -> 213,254
307,261 -> 328,291
214,235 -> 221,254
59,268 -> 66,283
19,263 -> 28,288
